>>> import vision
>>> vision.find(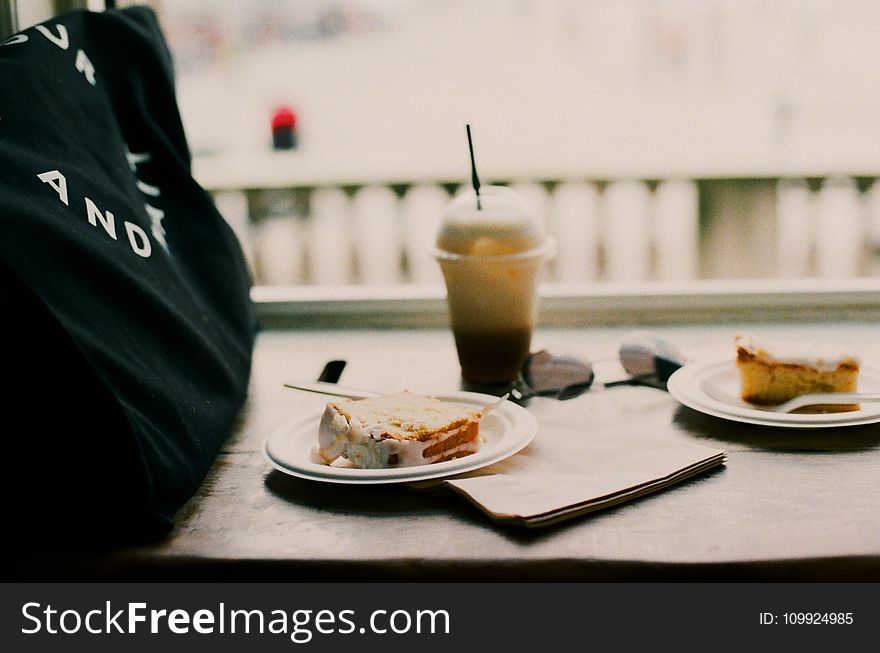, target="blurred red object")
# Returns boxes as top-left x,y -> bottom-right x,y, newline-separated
271,106 -> 297,150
